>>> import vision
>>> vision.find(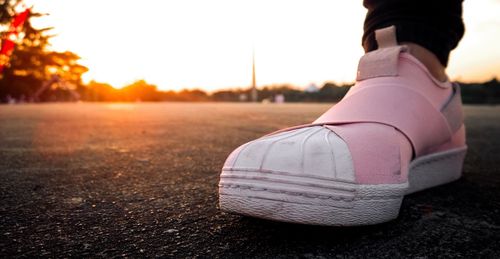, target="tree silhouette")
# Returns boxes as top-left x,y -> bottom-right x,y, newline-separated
0,0 -> 88,102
